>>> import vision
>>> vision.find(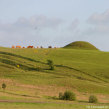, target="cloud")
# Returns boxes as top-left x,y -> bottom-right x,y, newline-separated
88,10 -> 109,25
78,10 -> 109,51
15,15 -> 63,29
0,15 -> 79,47
87,10 -> 109,34
68,19 -> 79,31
